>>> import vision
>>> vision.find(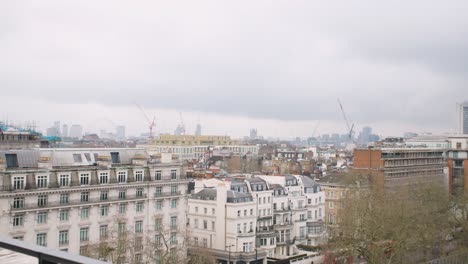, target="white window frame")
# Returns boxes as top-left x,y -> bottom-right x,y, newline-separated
12,175 -> 25,190
36,175 -> 48,188
59,174 -> 70,187
135,170 -> 144,182
79,173 -> 90,186
117,171 -> 127,184
99,172 -> 109,184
